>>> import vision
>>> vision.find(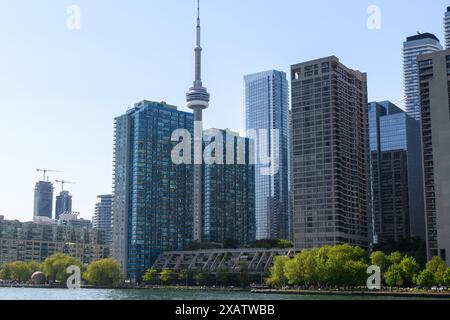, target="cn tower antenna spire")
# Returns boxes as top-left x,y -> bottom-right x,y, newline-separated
186,0 -> 210,242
